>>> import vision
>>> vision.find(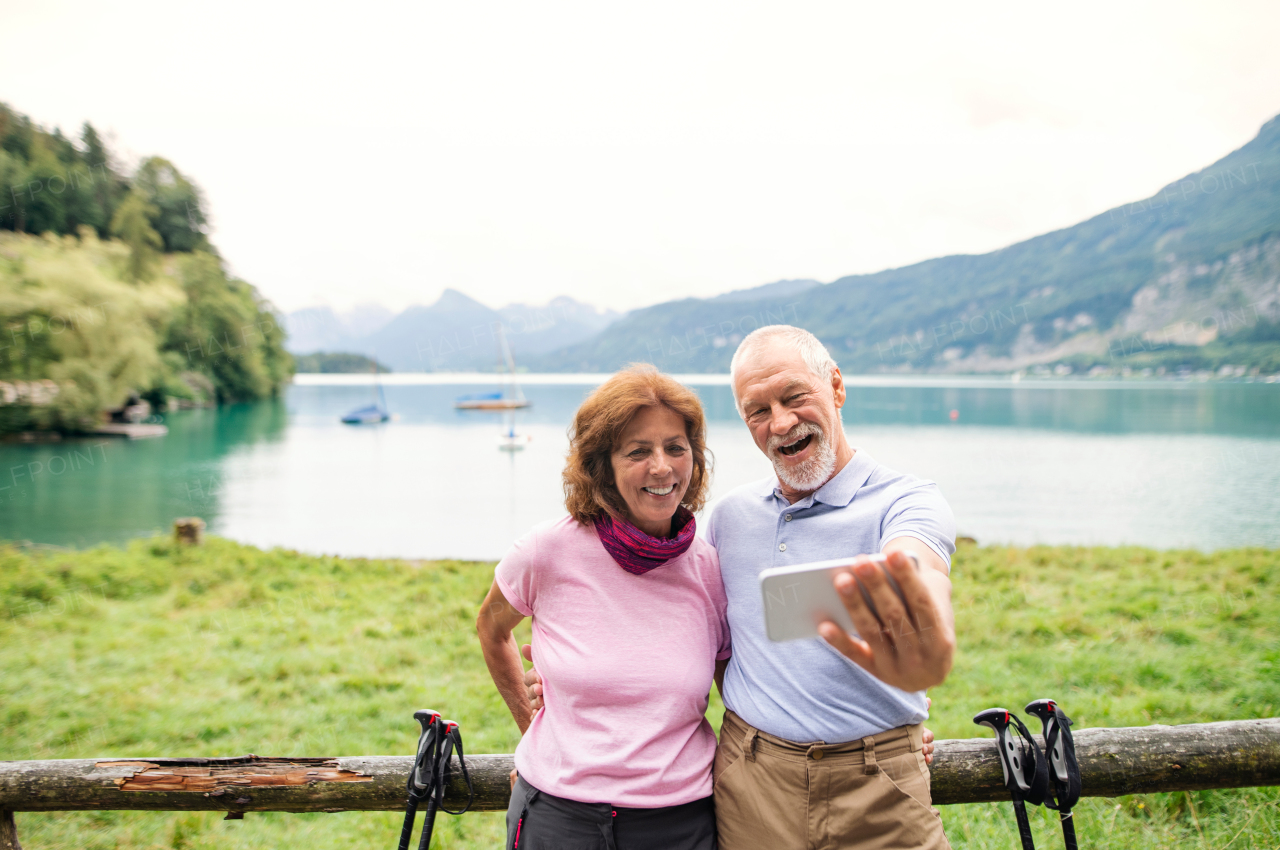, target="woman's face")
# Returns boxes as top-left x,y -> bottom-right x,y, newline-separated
610,405 -> 694,538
